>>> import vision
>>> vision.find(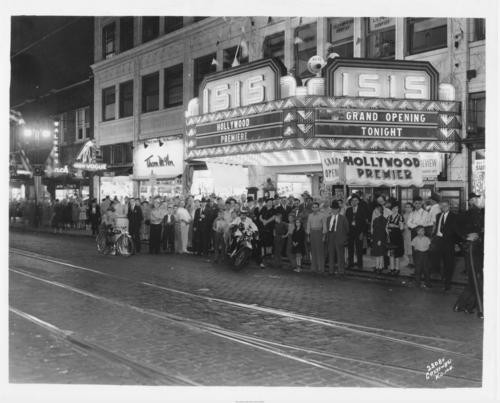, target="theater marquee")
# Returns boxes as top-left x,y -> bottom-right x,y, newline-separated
186,58 -> 462,159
